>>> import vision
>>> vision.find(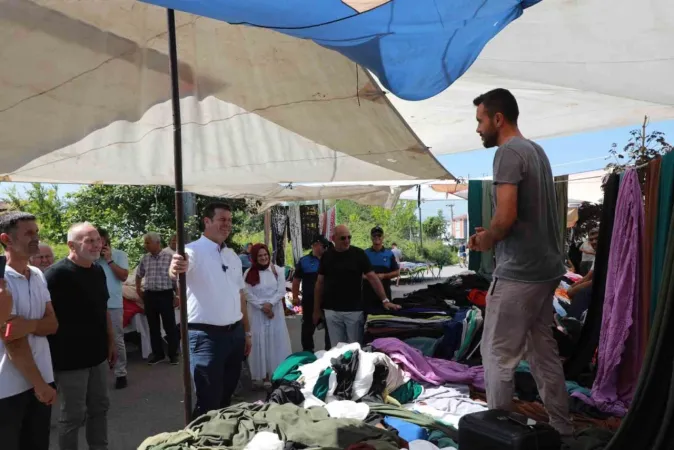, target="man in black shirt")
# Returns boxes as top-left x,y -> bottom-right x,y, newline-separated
46,222 -> 116,450
292,235 -> 331,352
313,225 -> 400,345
